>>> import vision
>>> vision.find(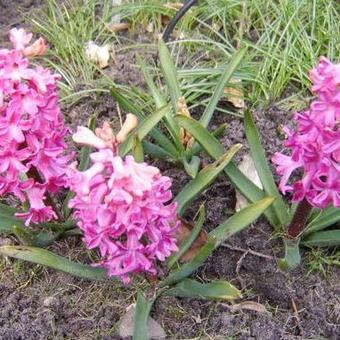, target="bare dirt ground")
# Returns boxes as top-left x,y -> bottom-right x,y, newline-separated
0,1 -> 339,339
